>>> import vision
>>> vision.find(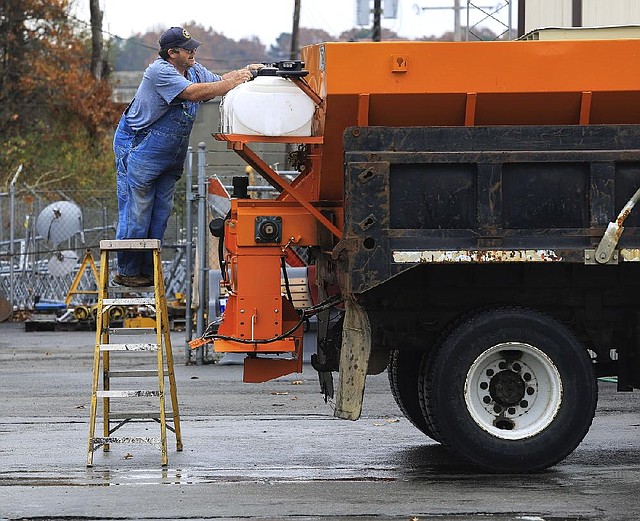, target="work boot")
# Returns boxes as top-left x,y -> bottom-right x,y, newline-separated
113,273 -> 152,287
139,273 -> 154,286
